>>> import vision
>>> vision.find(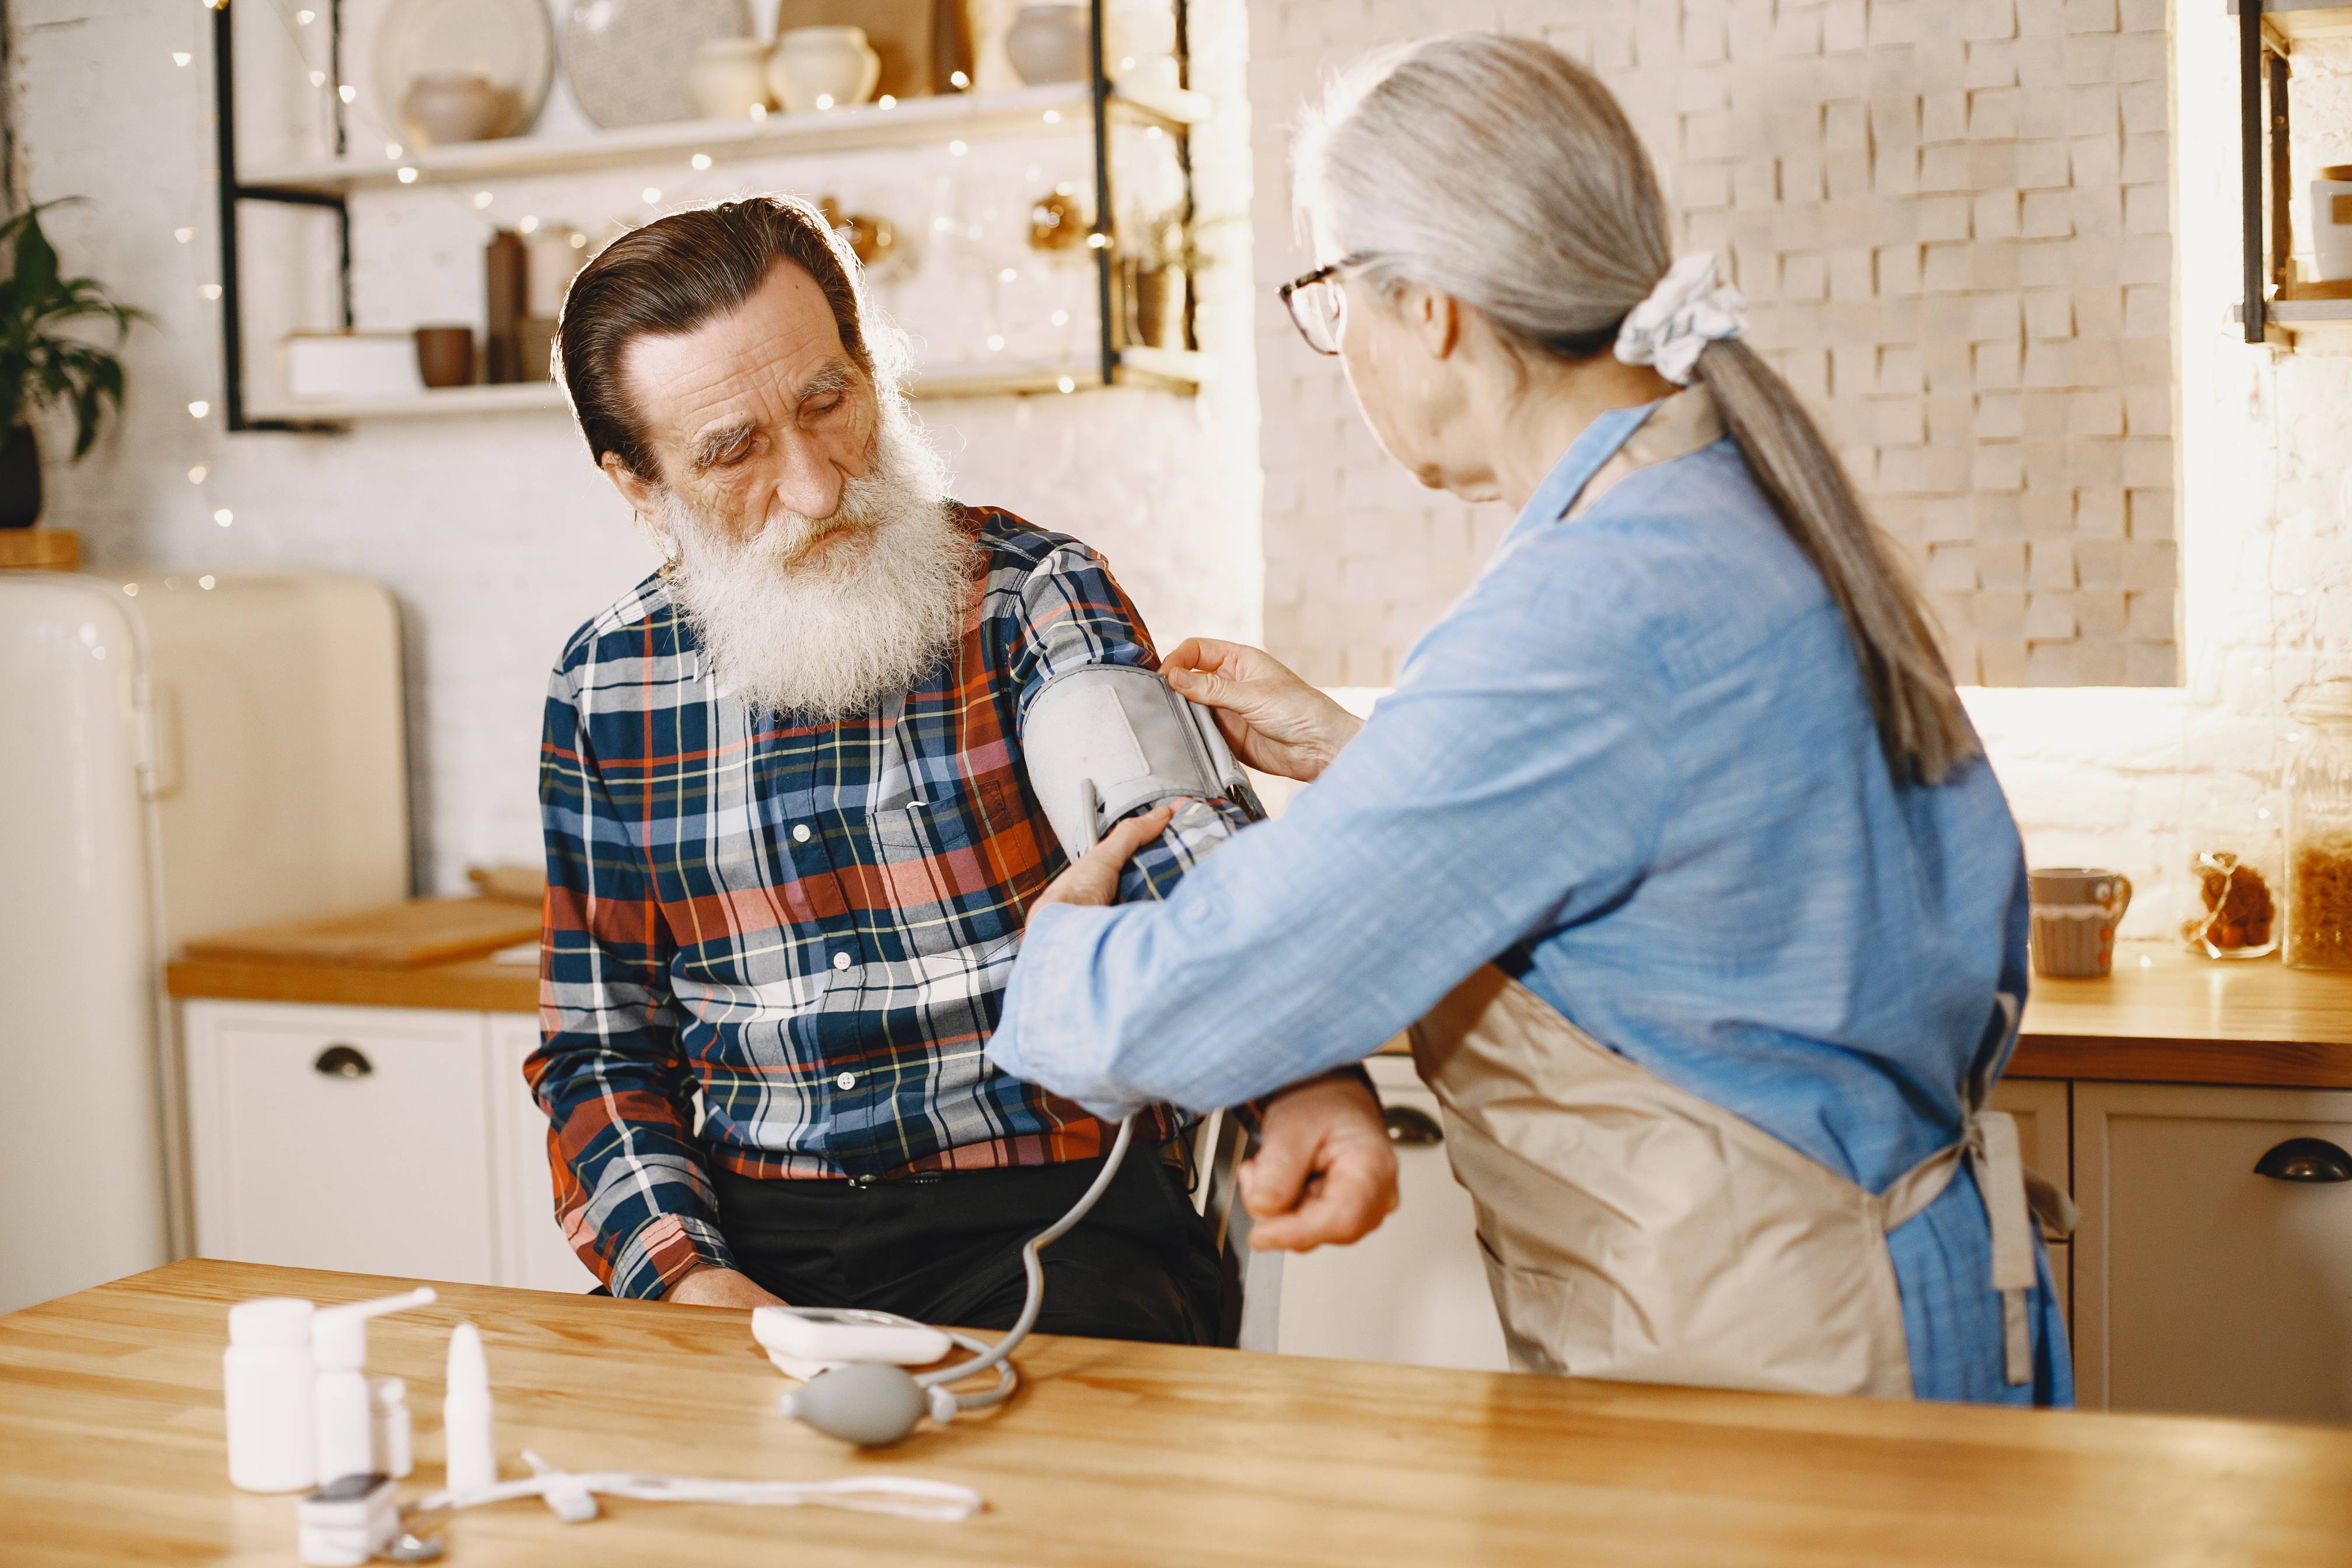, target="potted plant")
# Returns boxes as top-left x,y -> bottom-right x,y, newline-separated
0,200 -> 149,528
